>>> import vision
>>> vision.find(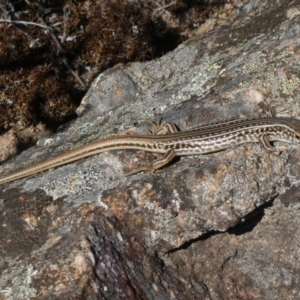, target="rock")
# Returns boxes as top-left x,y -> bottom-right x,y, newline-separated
1,1 -> 300,299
